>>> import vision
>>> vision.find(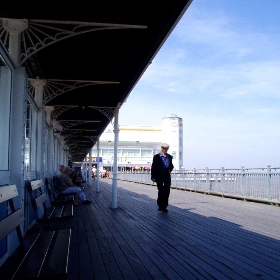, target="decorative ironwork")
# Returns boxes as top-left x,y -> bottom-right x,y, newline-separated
52,105 -> 114,121
59,120 -> 100,129
42,79 -> 119,105
0,18 -> 147,67
93,107 -> 115,122
51,105 -> 72,119
27,79 -> 36,99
